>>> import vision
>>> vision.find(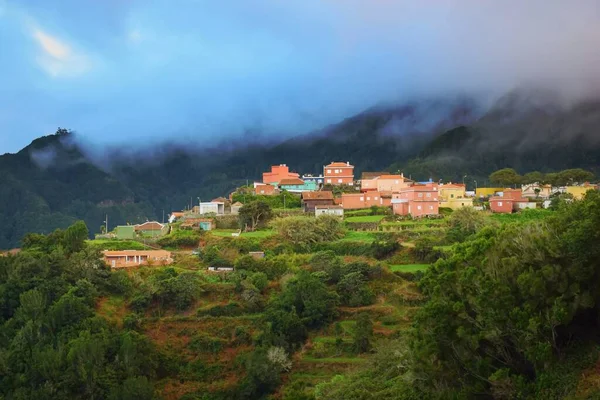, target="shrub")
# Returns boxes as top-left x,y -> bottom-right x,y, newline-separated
188,334 -> 225,354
